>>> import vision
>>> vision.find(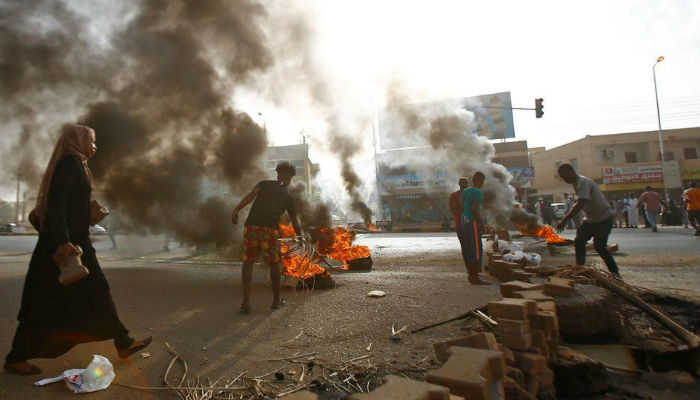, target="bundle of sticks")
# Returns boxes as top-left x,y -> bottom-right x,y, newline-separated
278,237 -> 332,275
